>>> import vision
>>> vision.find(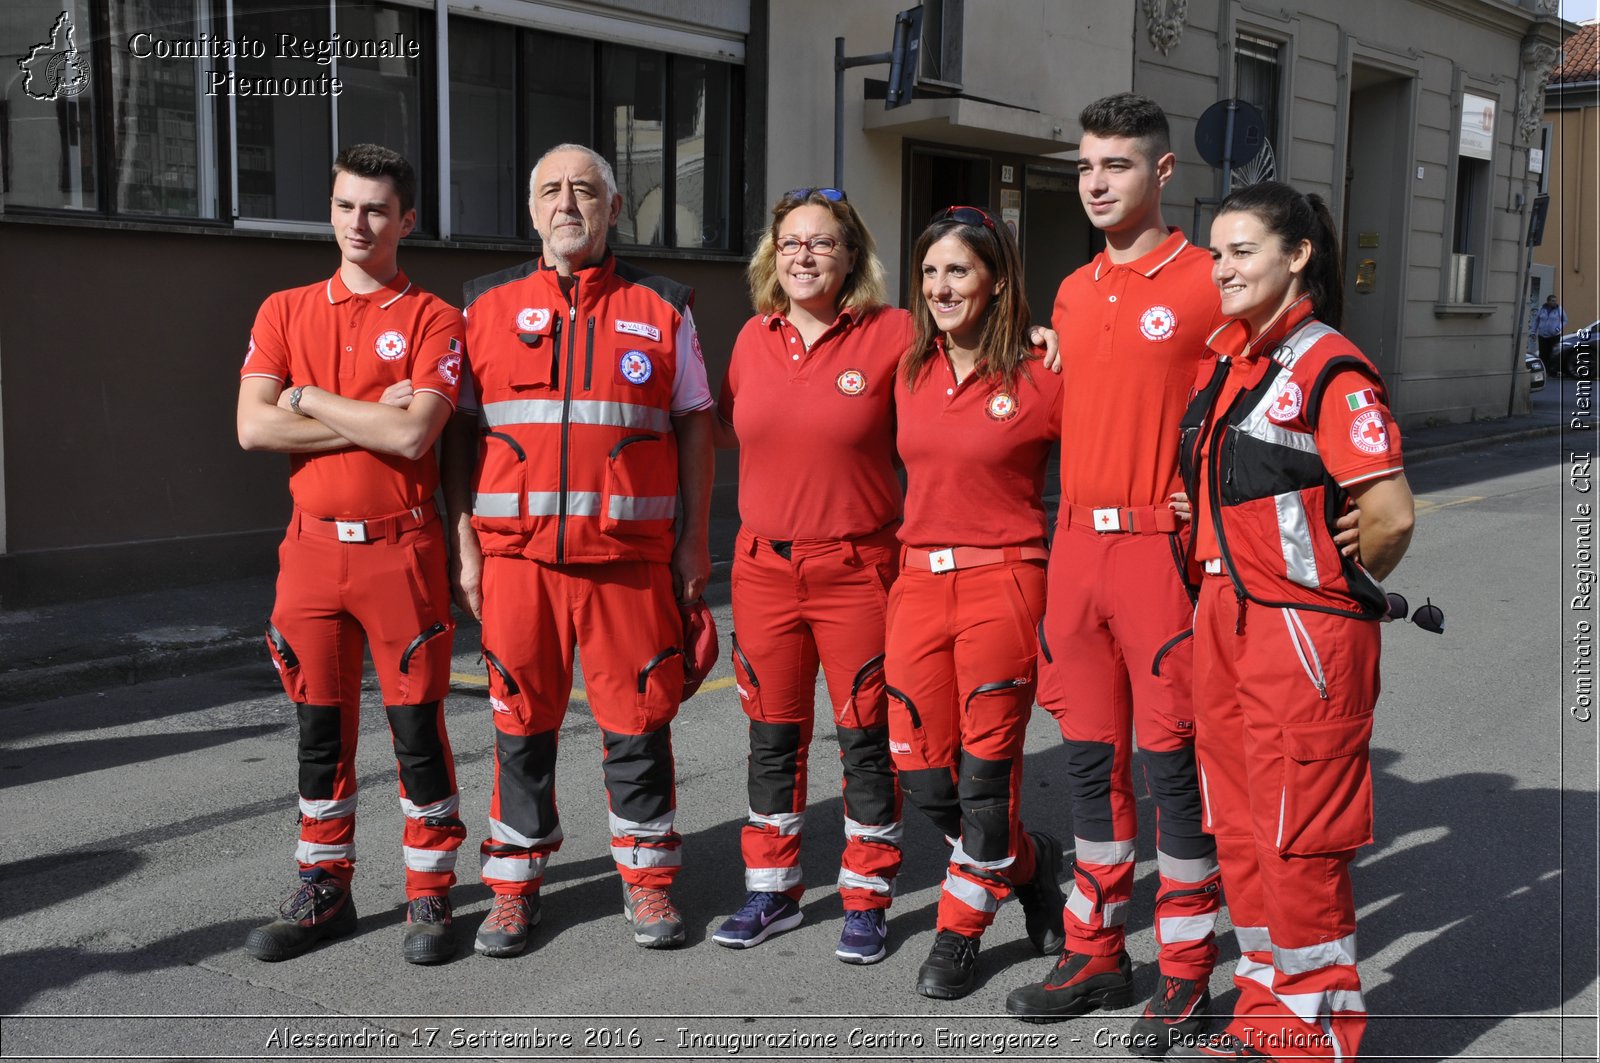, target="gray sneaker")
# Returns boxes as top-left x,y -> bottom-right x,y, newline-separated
621,882 -> 686,948
474,893 -> 539,958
